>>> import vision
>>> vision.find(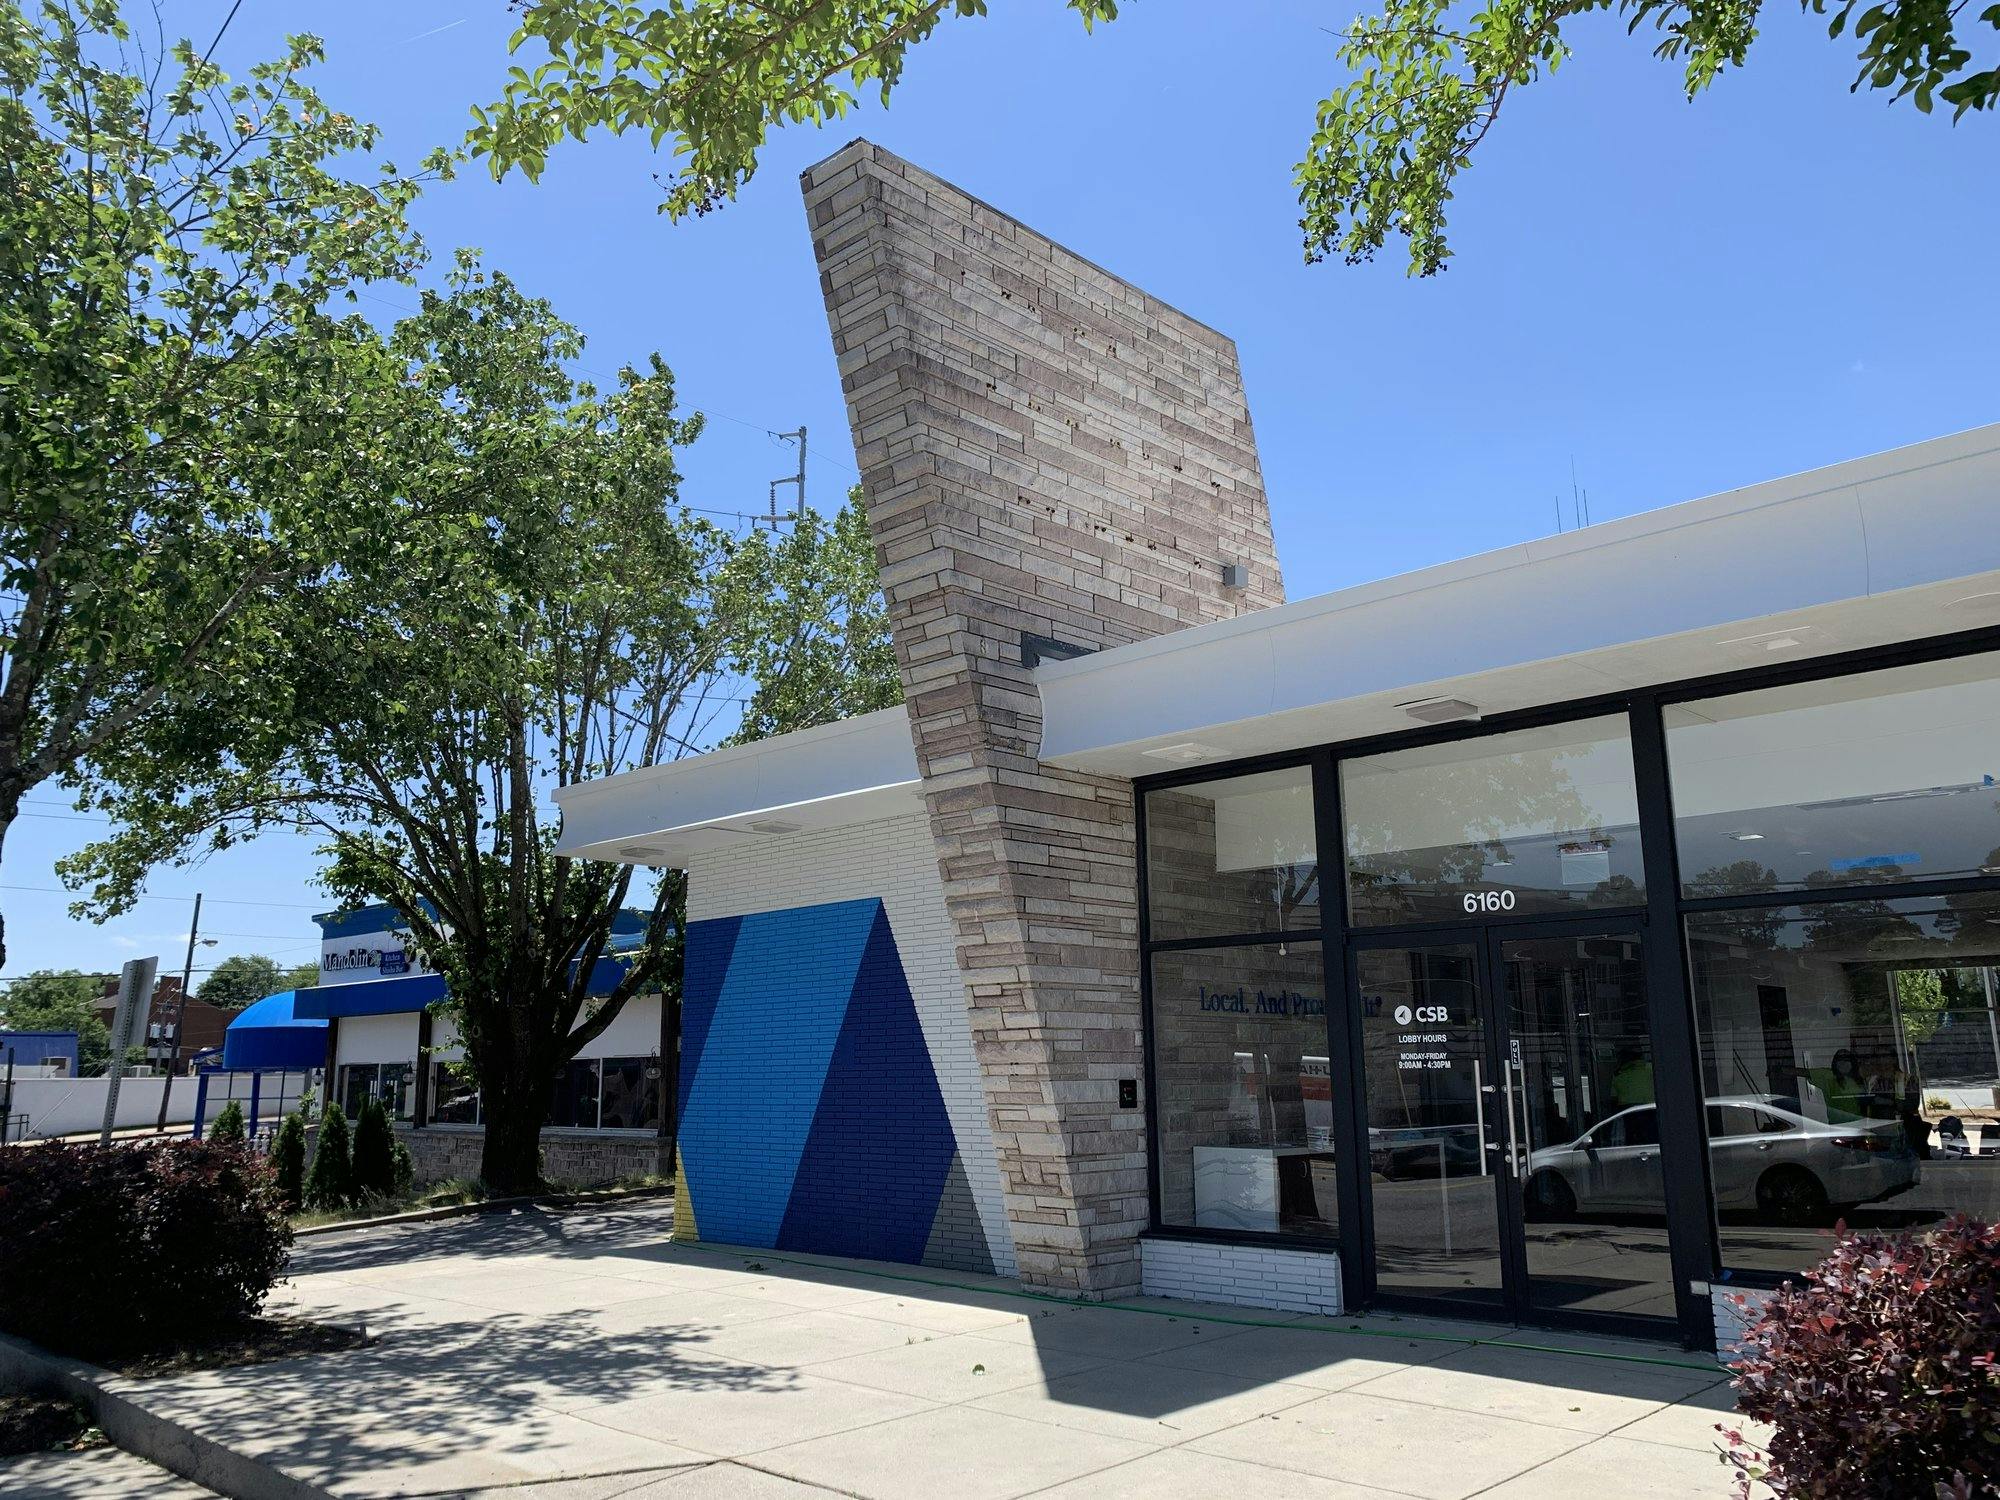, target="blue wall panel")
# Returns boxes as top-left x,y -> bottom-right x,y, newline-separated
778,905 -> 957,1263
676,896 -> 973,1267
